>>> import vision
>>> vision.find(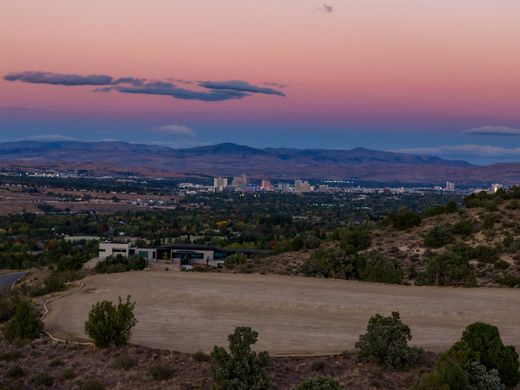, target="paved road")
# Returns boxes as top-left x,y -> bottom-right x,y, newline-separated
0,271 -> 26,293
